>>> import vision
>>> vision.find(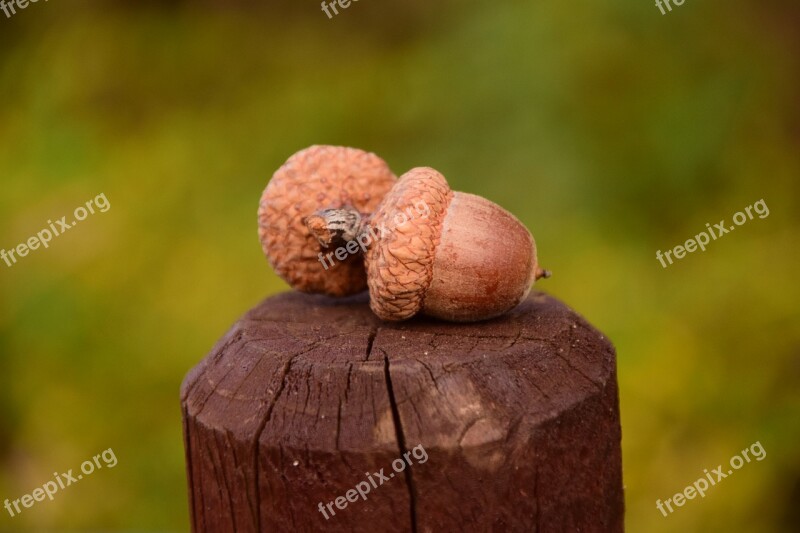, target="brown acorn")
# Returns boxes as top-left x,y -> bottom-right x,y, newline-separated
365,167 -> 549,322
